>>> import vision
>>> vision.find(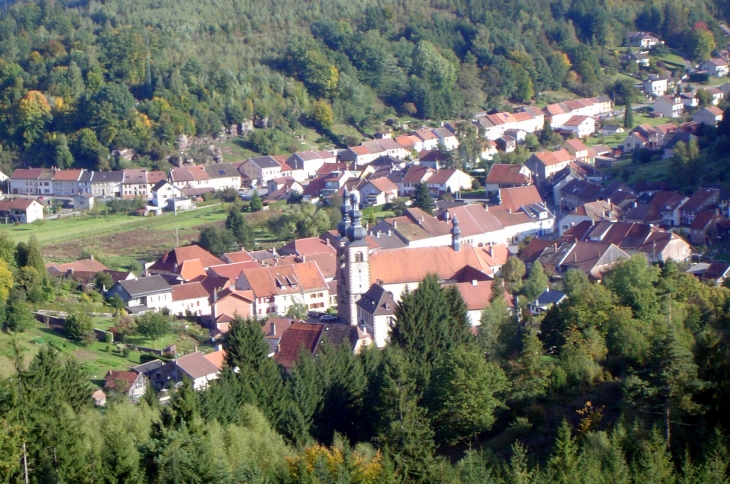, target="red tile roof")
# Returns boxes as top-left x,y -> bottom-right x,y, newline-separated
171,282 -> 210,301
499,185 -> 543,212
274,323 -> 323,369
